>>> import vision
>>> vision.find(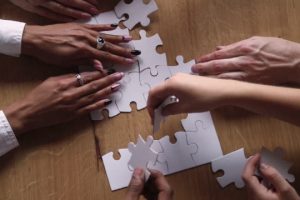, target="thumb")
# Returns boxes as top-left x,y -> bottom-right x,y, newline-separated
126,168 -> 145,200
